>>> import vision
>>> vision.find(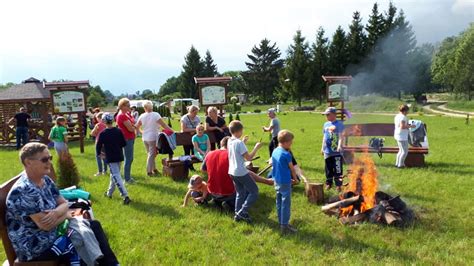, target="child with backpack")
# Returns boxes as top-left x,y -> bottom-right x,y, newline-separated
49,116 -> 69,156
